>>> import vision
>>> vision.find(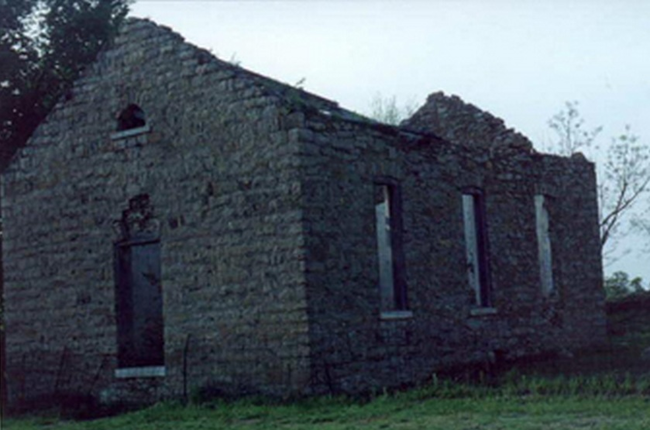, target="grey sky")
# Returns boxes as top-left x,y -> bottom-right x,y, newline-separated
130,0 -> 650,280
